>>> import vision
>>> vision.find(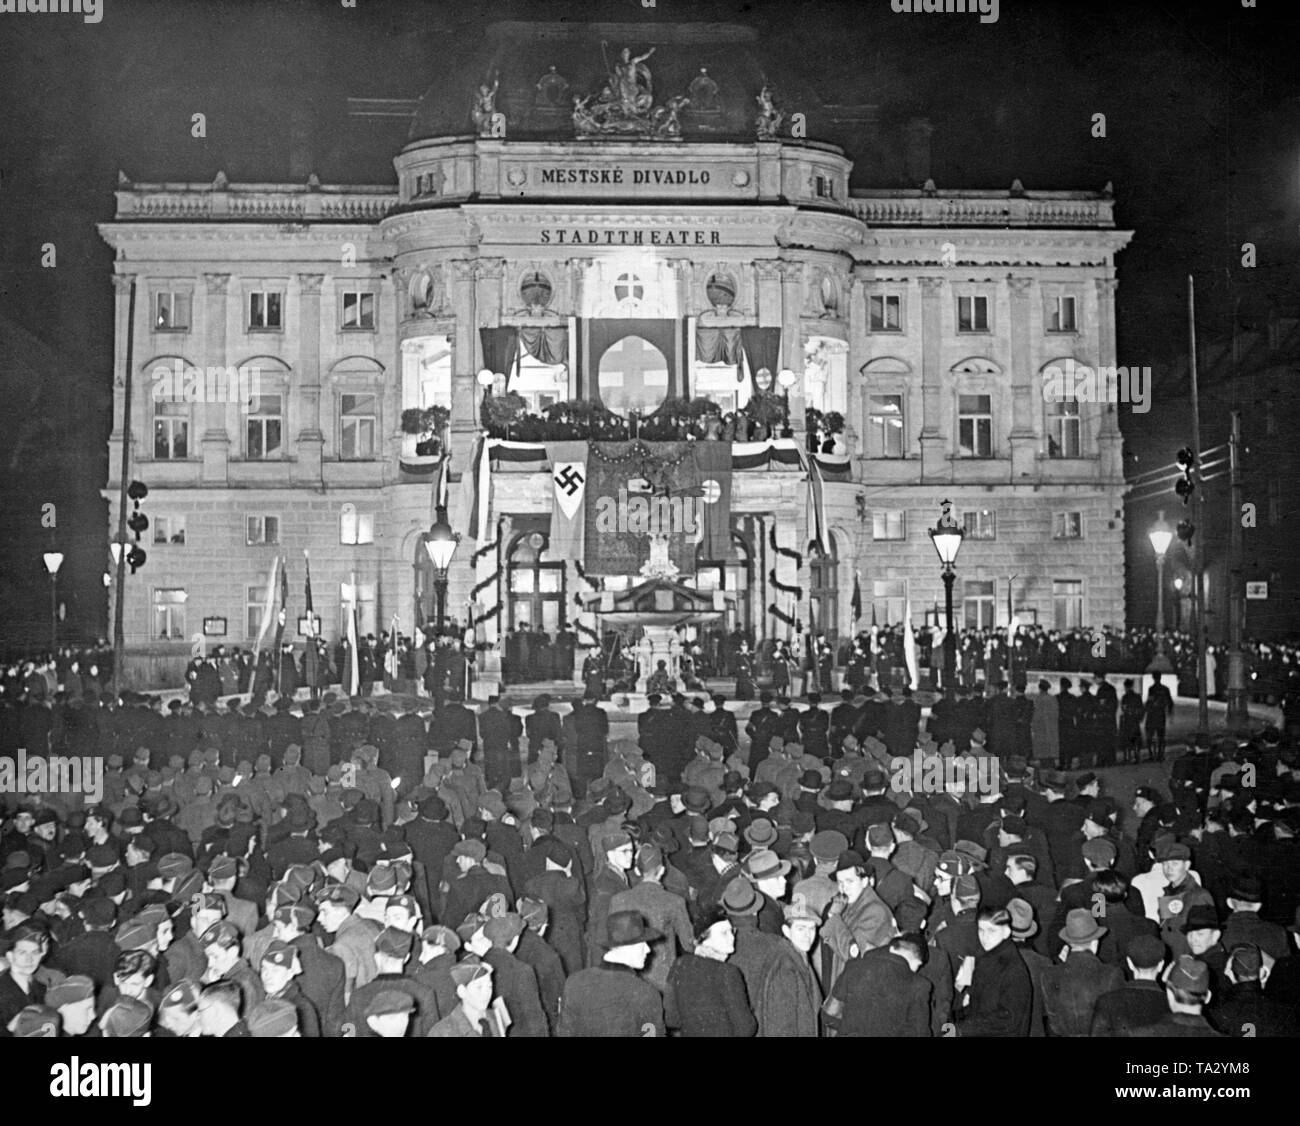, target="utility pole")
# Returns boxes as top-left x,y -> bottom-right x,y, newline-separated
112,278 -> 136,695
1226,411 -> 1249,728
1188,276 -> 1209,731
